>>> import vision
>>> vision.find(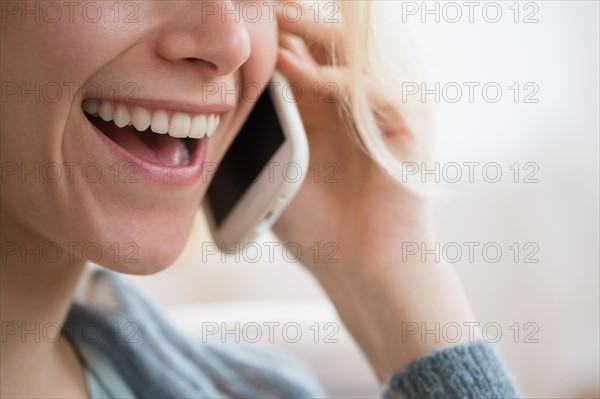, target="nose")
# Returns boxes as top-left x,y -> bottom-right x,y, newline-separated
155,1 -> 251,78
